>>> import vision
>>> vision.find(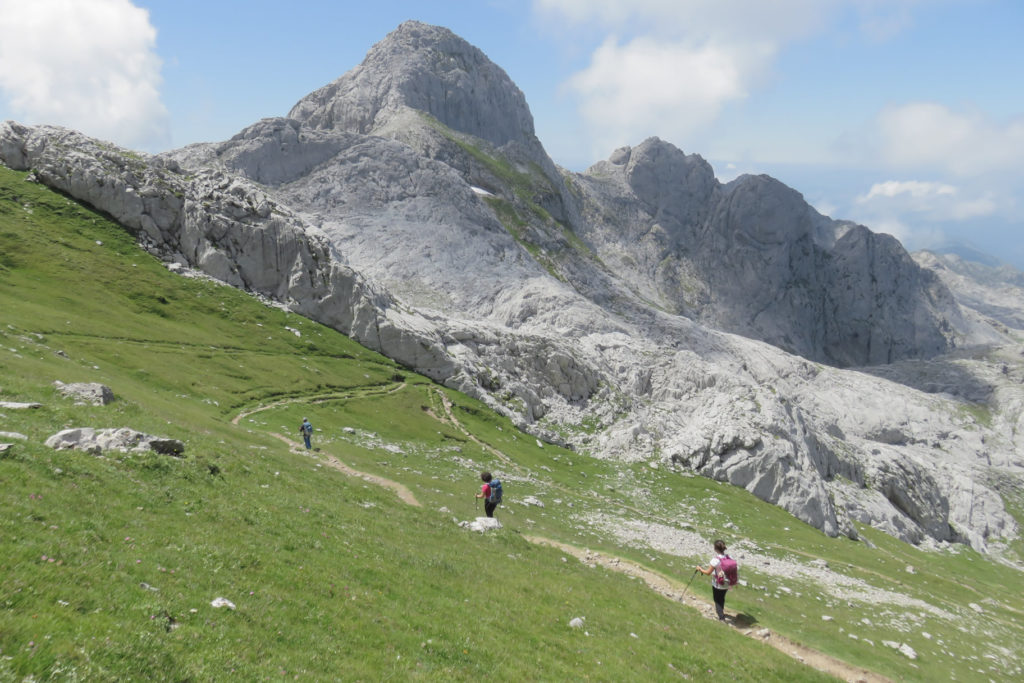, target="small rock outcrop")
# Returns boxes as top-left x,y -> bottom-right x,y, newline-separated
53,381 -> 115,405
44,427 -> 185,456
